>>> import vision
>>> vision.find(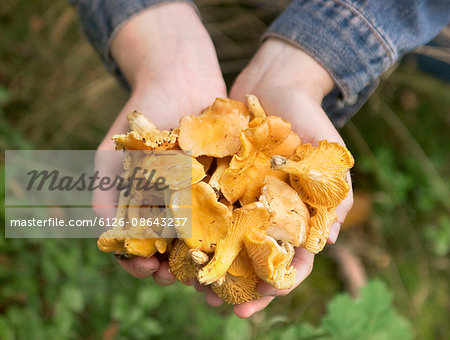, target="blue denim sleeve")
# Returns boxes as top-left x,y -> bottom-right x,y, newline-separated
69,0 -> 196,87
263,0 -> 450,126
